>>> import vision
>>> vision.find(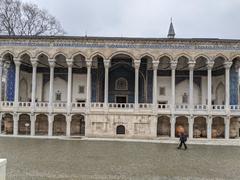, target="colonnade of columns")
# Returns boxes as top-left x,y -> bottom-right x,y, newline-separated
0,57 -> 233,111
